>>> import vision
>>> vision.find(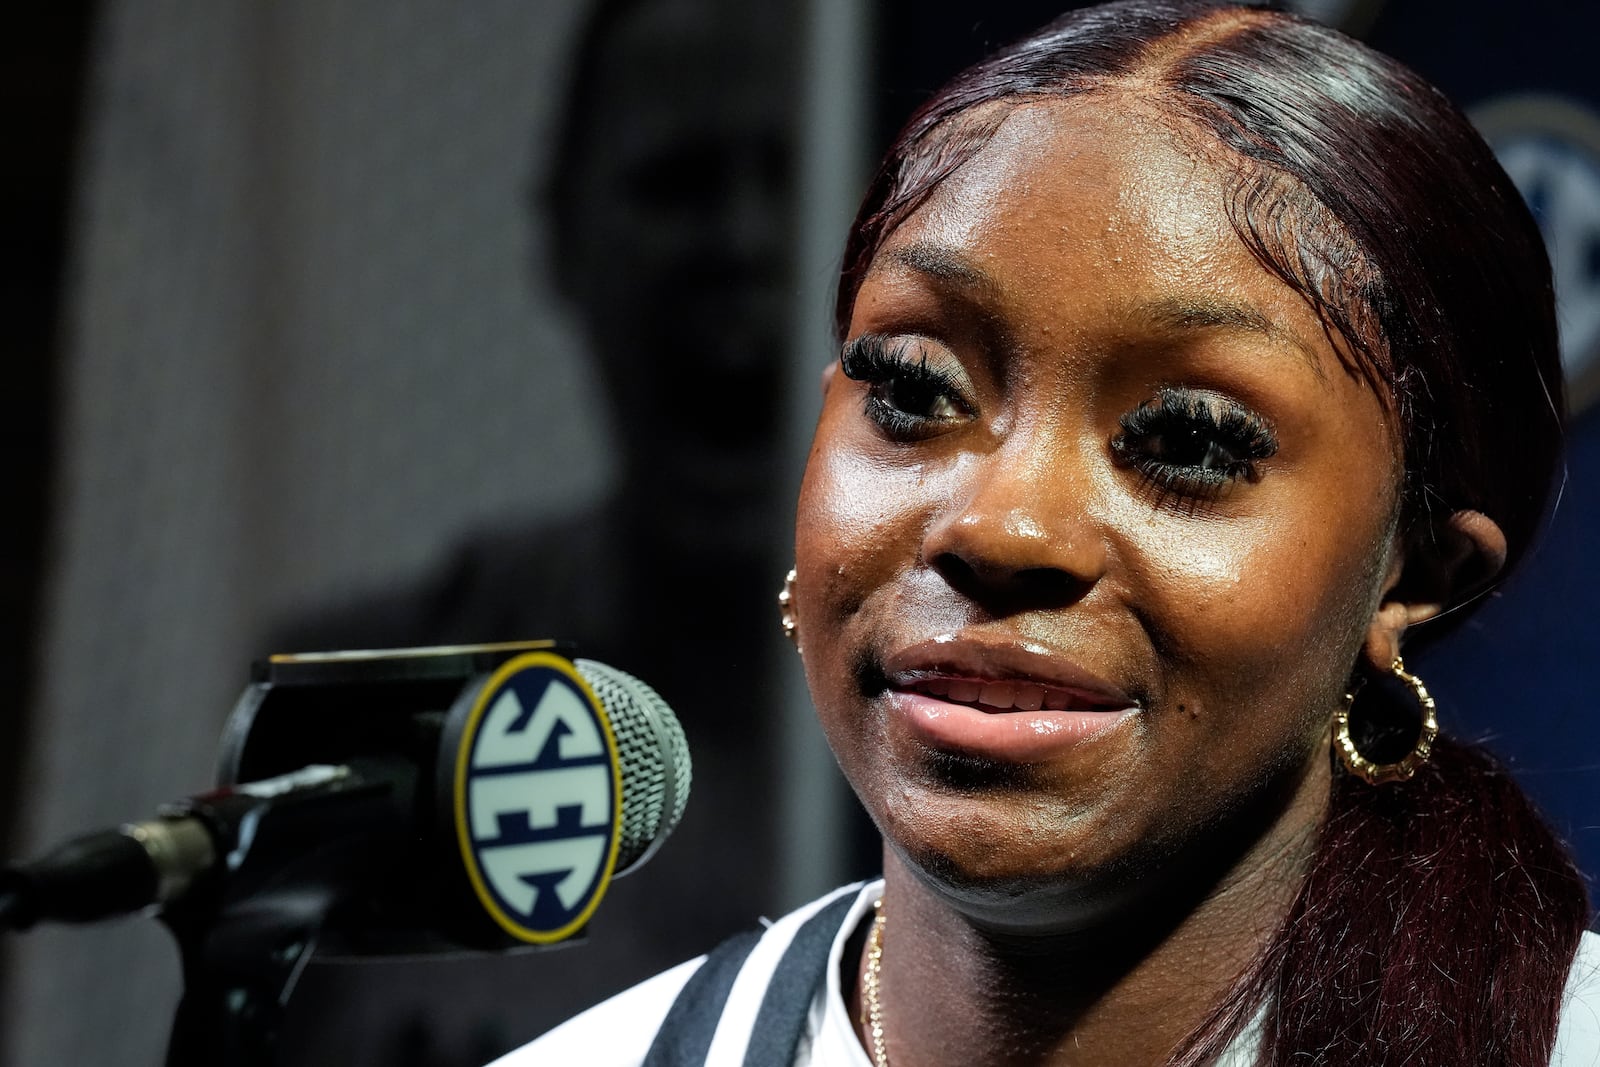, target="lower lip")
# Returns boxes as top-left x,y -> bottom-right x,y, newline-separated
887,690 -> 1134,762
